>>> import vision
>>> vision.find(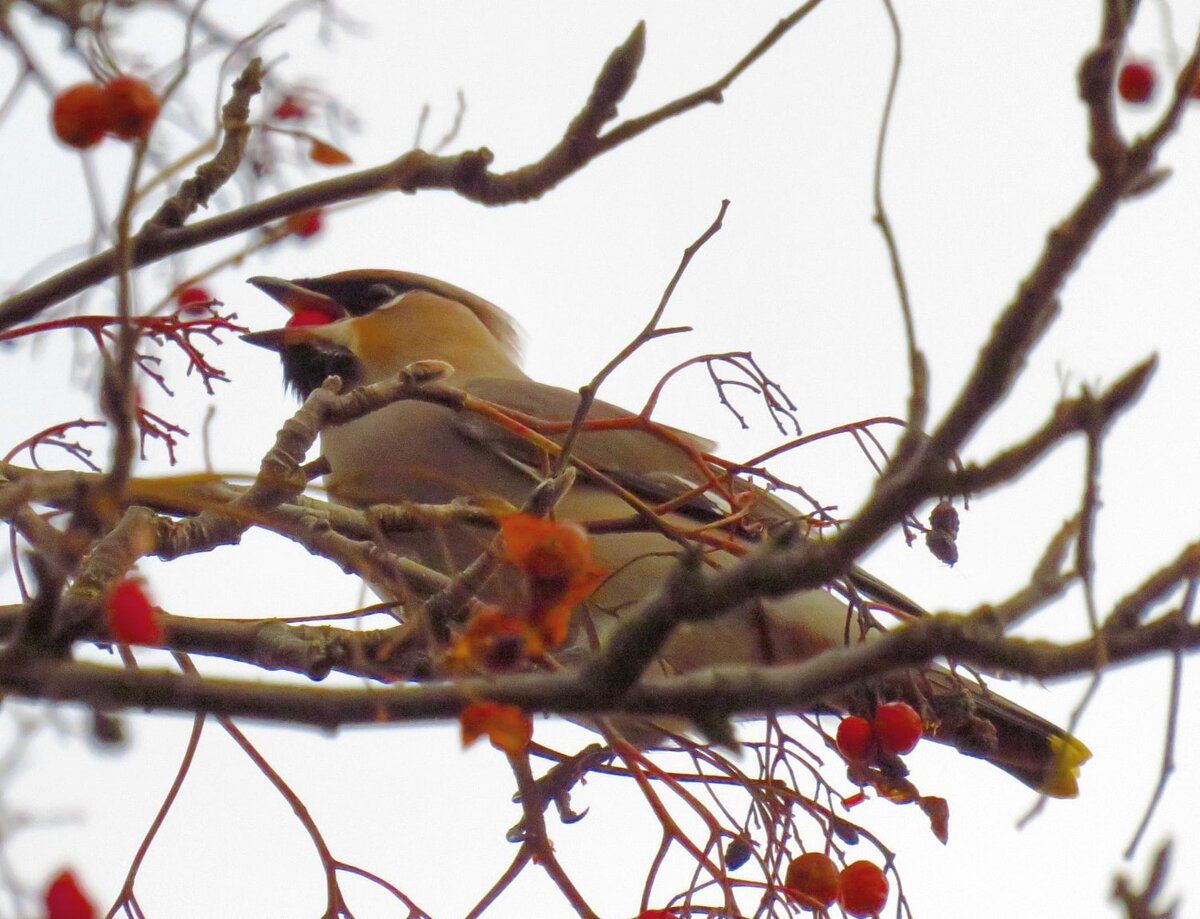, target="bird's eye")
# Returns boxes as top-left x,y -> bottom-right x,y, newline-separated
361,283 -> 400,311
